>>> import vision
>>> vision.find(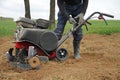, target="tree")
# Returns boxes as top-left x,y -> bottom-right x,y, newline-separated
24,0 -> 31,19
49,0 -> 55,28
